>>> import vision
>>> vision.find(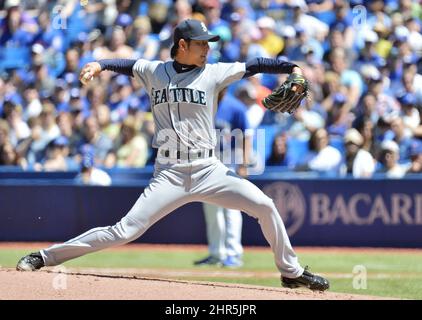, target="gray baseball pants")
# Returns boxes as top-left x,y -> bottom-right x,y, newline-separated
41,156 -> 304,278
